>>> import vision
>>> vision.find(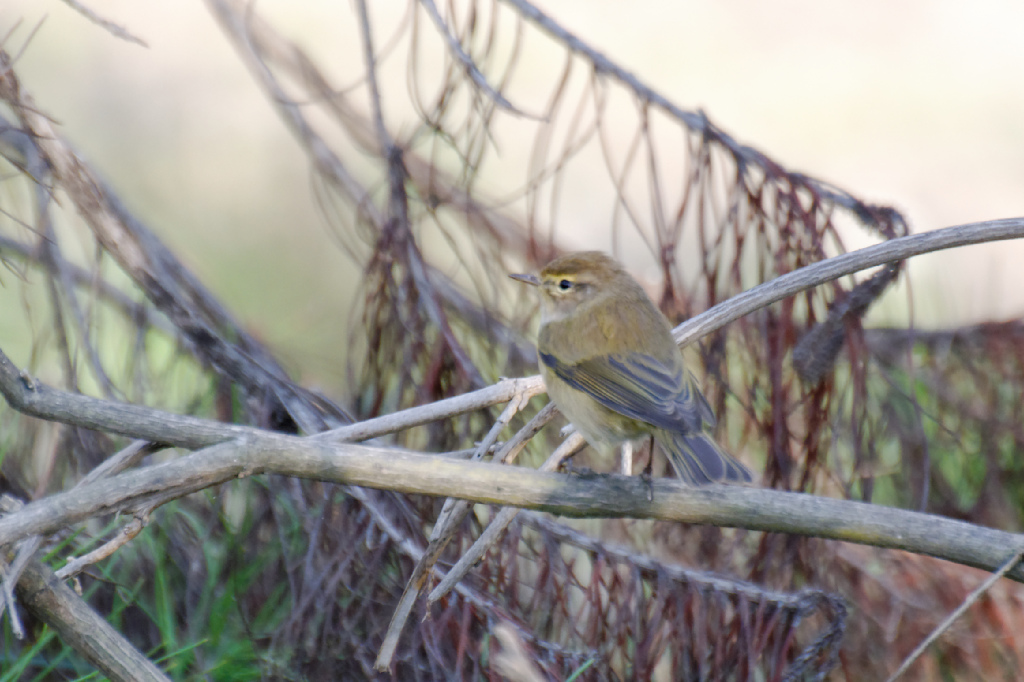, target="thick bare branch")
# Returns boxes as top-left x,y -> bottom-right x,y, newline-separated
1,429 -> 1023,586
15,560 -> 170,682
0,347 -> 261,450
